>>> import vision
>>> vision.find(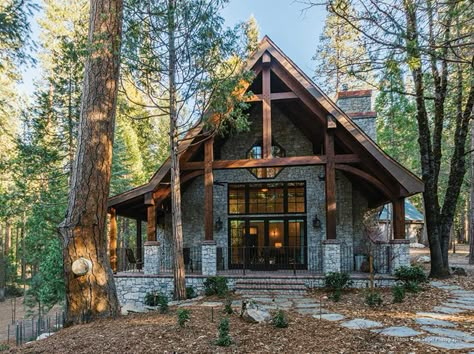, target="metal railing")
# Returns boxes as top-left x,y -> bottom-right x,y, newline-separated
7,311 -> 65,346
